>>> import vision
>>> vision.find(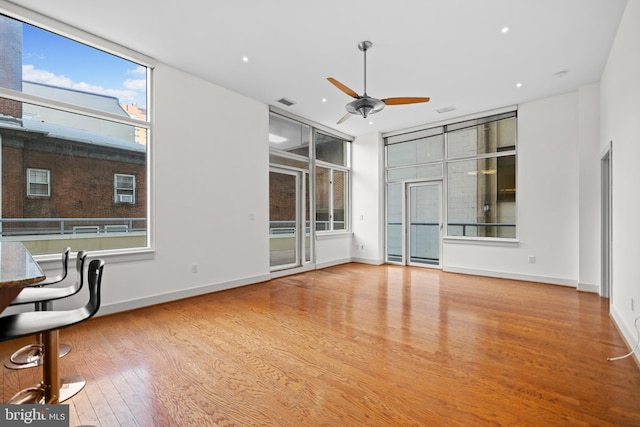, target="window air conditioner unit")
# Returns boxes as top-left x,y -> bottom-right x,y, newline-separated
118,194 -> 134,203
